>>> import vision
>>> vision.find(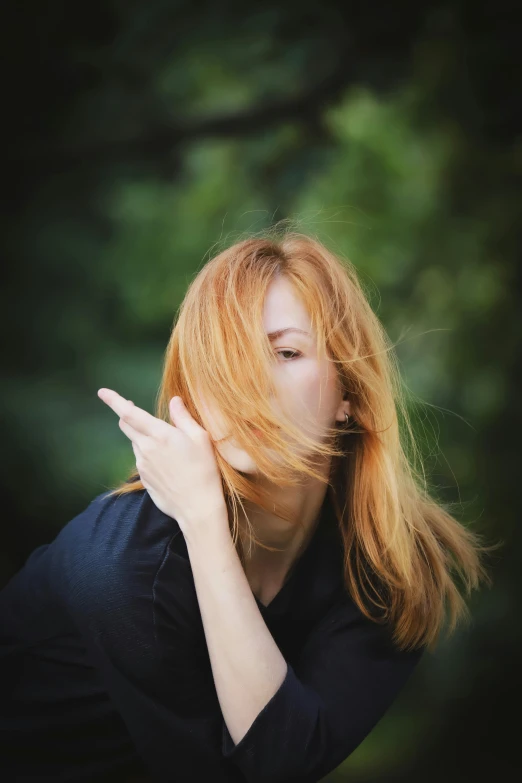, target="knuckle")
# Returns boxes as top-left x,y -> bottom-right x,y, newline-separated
123,402 -> 134,419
